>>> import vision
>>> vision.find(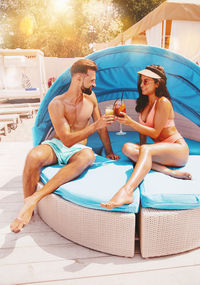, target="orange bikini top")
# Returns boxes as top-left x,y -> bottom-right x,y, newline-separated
139,100 -> 175,128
